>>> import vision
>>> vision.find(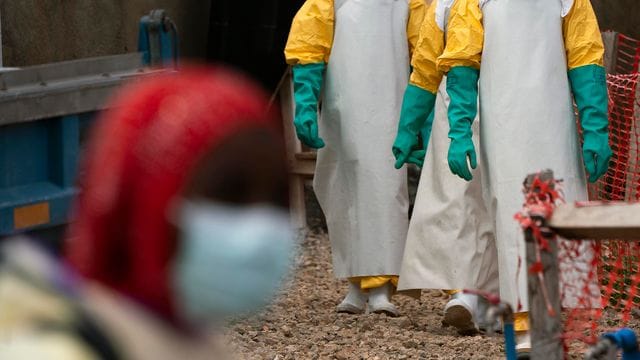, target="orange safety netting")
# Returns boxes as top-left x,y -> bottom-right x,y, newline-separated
561,33 -> 640,350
